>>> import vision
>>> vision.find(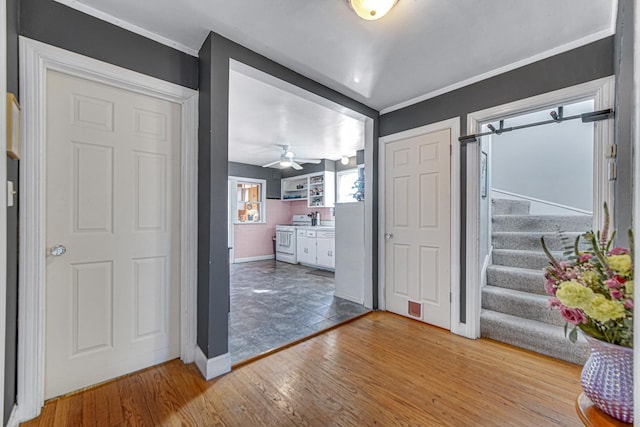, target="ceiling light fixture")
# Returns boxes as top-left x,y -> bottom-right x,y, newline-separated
341,155 -> 350,165
347,0 -> 398,21
280,159 -> 292,167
